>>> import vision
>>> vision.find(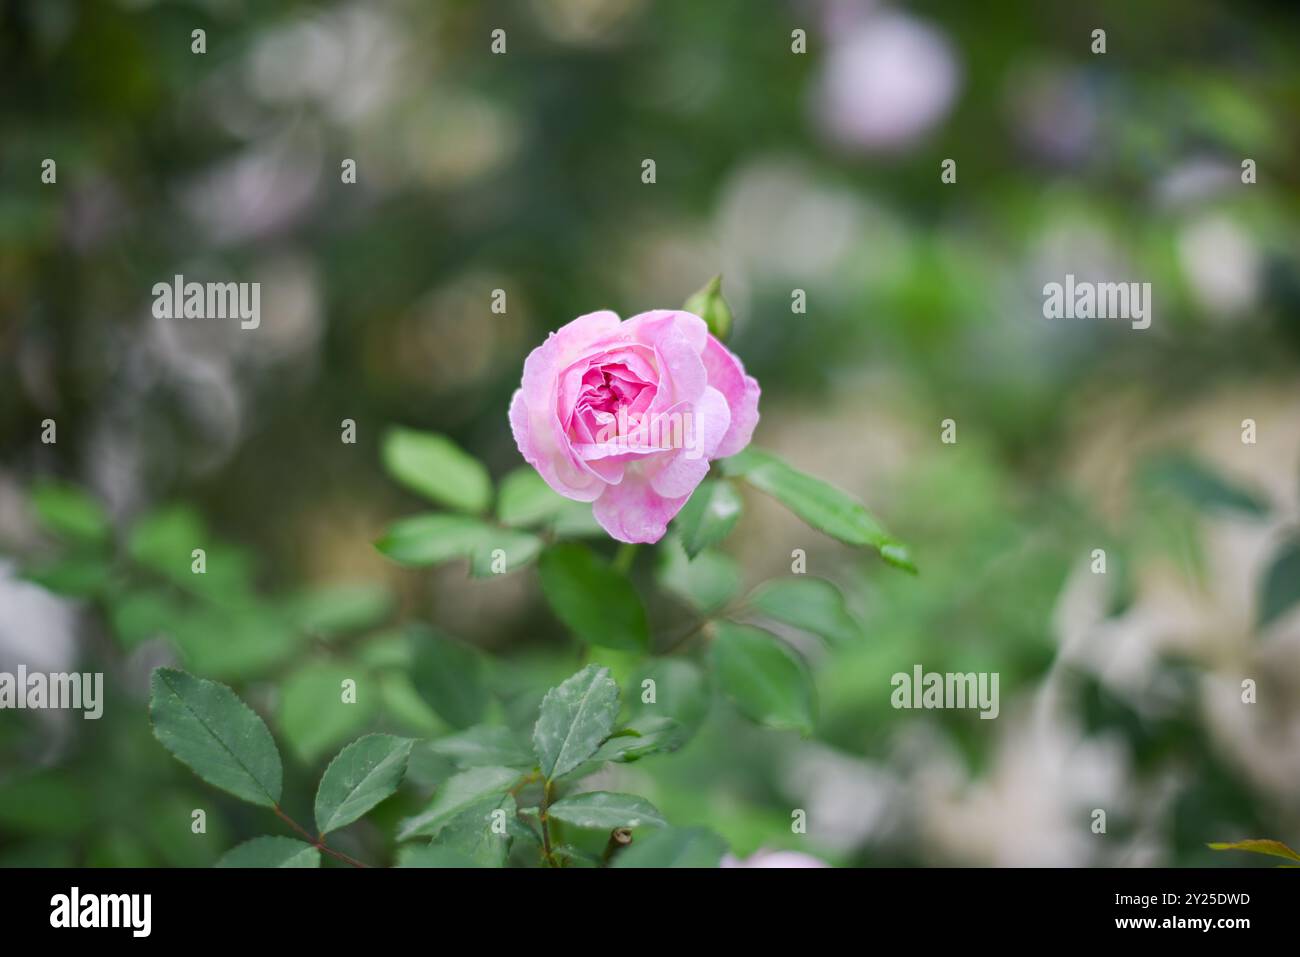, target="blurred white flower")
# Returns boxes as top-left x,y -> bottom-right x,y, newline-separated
722,849 -> 830,868
812,12 -> 960,153
1177,215 -> 1262,318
